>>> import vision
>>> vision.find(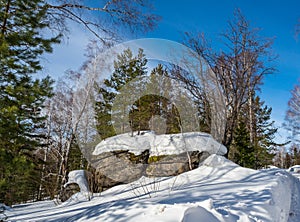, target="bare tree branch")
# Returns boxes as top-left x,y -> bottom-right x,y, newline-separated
44,0 -> 160,43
